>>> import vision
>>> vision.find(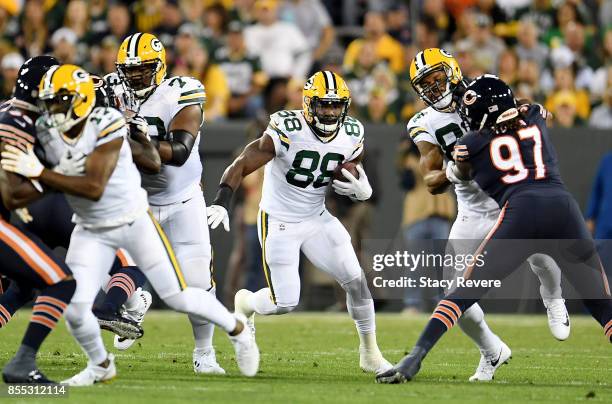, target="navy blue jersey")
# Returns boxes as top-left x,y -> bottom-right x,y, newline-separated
0,101 -> 37,220
456,105 -> 566,206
